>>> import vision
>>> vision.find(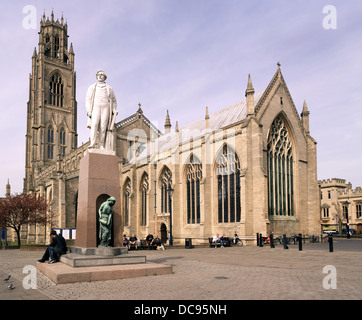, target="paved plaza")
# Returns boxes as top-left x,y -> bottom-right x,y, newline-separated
0,238 -> 361,301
